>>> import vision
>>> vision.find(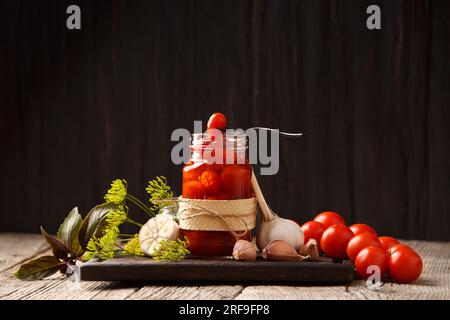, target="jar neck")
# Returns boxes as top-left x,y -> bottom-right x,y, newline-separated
190,132 -> 248,164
